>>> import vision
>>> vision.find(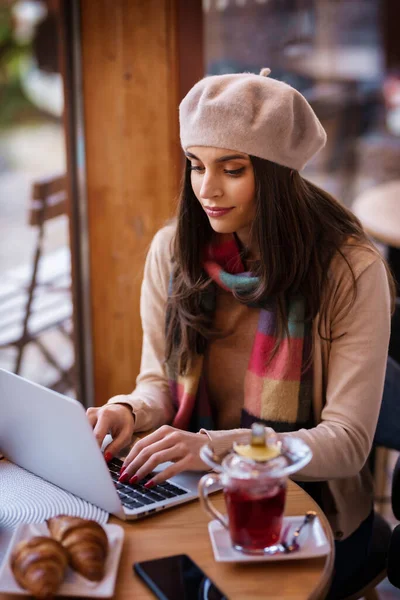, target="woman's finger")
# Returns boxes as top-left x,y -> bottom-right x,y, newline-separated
86,407 -> 99,427
103,425 -> 134,460
121,435 -> 182,478
145,456 -> 192,486
92,413 -> 112,448
126,446 -> 188,483
121,426 -> 178,470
